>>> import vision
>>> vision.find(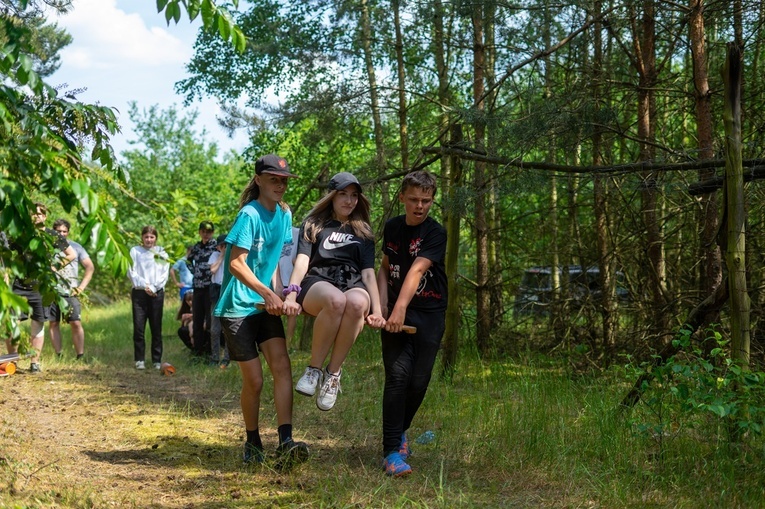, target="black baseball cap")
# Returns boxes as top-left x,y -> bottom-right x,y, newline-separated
255,154 -> 297,178
328,172 -> 362,193
216,234 -> 228,244
199,221 -> 214,231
